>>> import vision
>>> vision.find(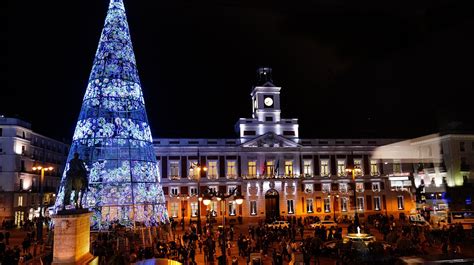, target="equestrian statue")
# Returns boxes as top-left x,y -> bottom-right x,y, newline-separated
62,152 -> 89,210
